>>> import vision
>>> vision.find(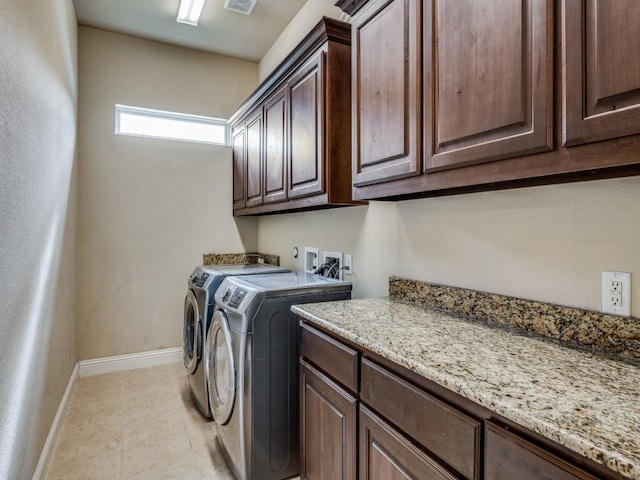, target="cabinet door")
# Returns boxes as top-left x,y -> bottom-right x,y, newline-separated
288,52 -> 324,199
425,0 -> 553,172
300,360 -> 357,480
352,0 -> 422,186
232,126 -> 246,210
563,0 -> 640,146
245,110 -> 263,207
485,422 -> 599,480
360,406 -> 457,480
263,86 -> 288,204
